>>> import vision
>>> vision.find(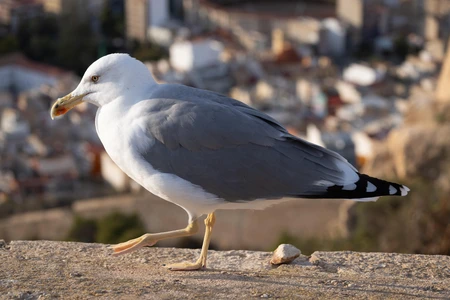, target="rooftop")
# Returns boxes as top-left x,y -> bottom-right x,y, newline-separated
0,53 -> 70,77
0,0 -> 41,9
200,0 -> 336,20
